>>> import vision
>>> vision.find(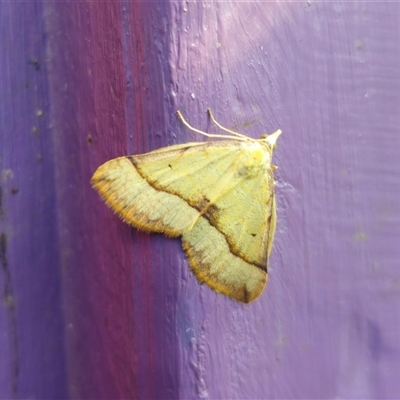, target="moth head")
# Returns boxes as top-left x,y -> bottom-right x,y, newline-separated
260,129 -> 282,151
